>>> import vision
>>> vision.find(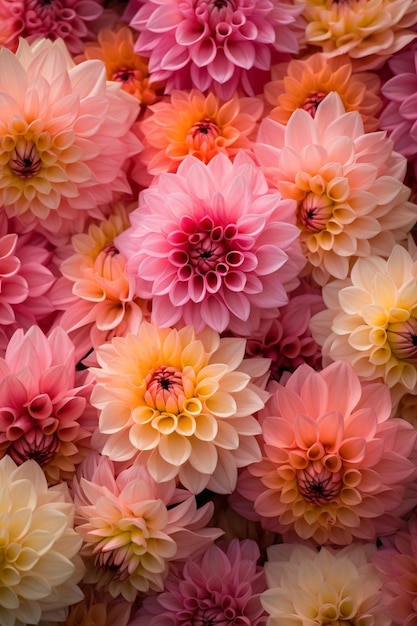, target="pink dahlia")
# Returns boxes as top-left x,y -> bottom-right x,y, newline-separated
90,321 -> 270,494
0,38 -> 141,241
21,0 -> 104,56
372,517 -> 417,625
236,360 -> 417,545
130,0 -> 304,99
0,0 -> 24,51
130,539 -> 268,625
72,453 -> 222,600
117,152 -> 305,334
0,325 -> 97,485
0,213 -> 56,353
380,43 -> 417,178
254,91 -> 417,285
